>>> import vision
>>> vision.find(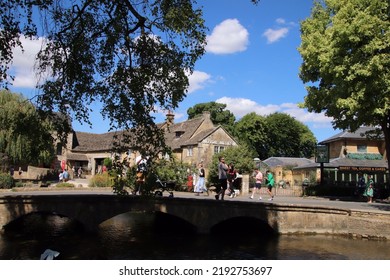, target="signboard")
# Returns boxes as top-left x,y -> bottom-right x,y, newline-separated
315,145 -> 329,163
339,166 -> 387,172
